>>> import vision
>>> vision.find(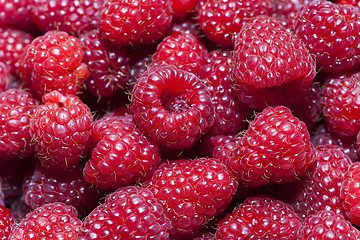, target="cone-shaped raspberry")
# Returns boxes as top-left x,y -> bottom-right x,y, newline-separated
79,186 -> 171,240
30,91 -> 93,172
